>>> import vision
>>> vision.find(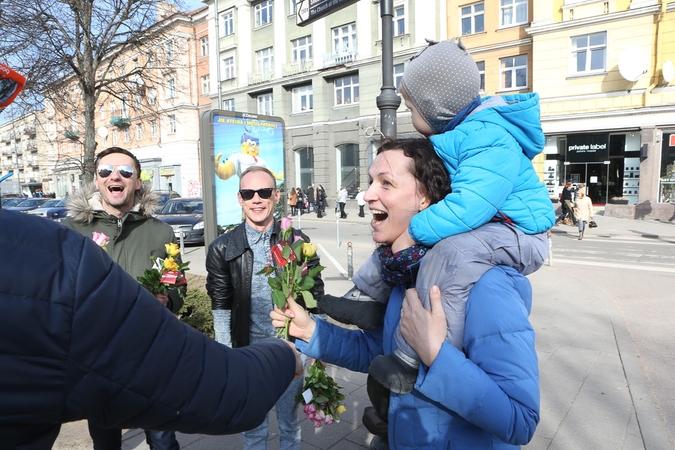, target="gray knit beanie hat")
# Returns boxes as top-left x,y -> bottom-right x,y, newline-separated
401,38 -> 480,134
